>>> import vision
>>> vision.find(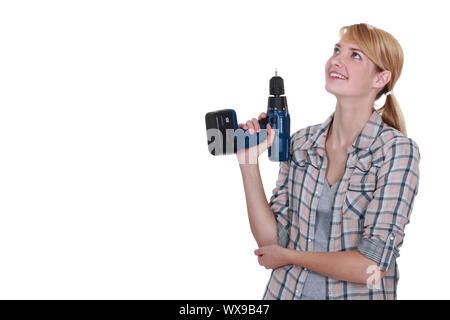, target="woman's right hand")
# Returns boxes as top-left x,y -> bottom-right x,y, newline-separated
236,112 -> 275,165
